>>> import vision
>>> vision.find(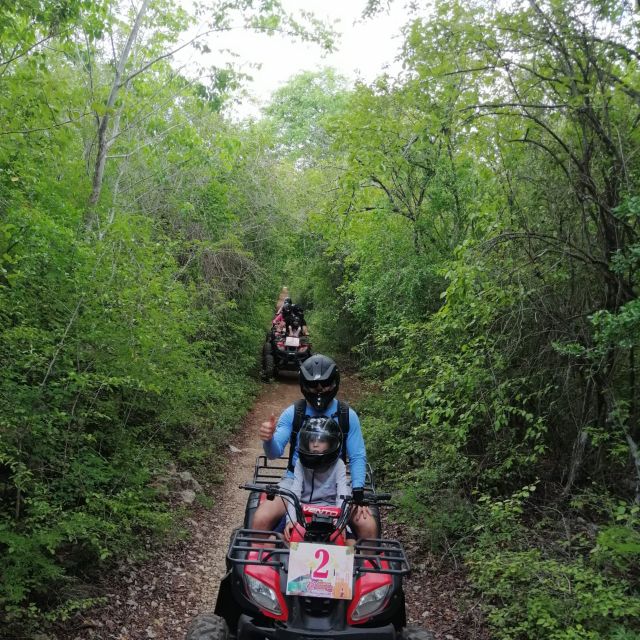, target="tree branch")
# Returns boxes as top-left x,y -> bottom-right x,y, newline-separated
0,111 -> 93,136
